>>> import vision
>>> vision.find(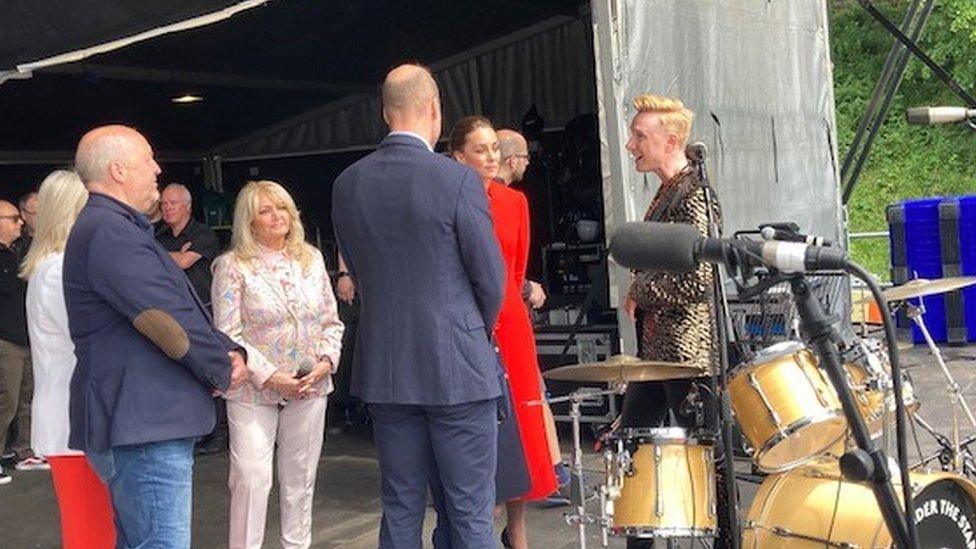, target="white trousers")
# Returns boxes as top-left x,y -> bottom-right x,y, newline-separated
227,396 -> 327,549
